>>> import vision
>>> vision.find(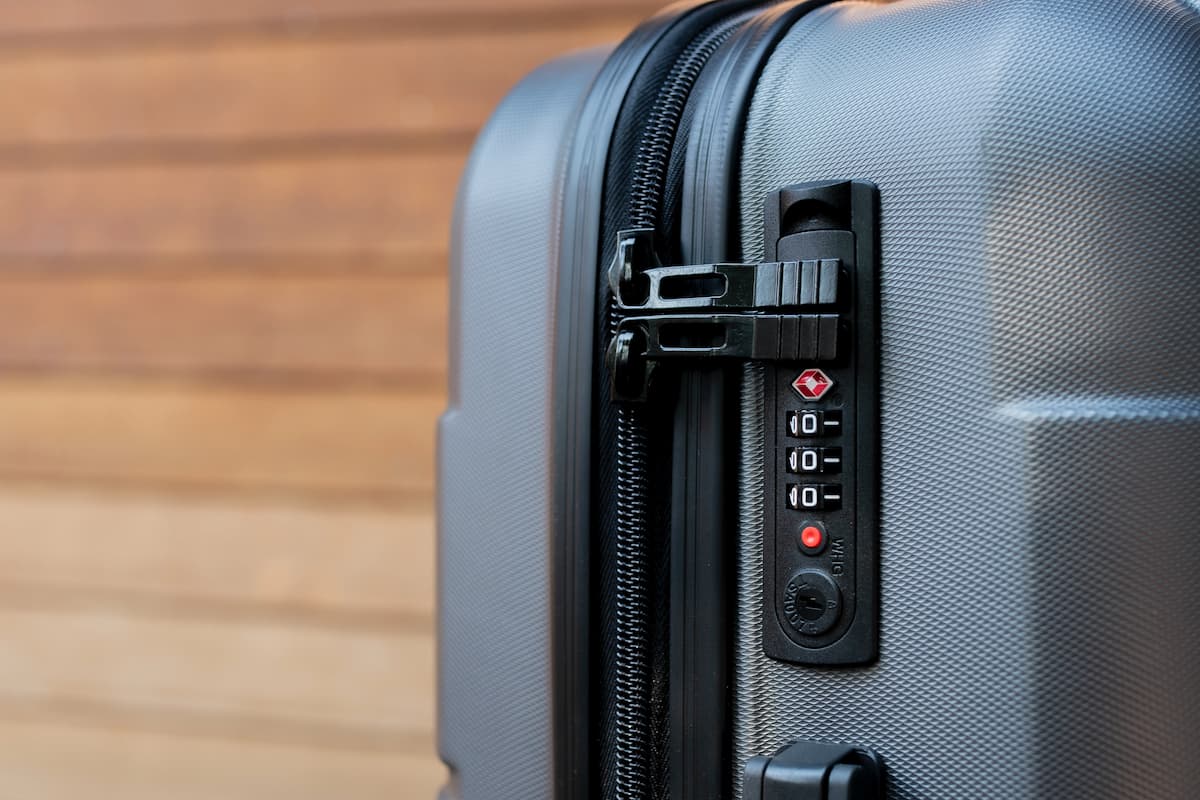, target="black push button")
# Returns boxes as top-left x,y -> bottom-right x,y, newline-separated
786,409 -> 842,438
